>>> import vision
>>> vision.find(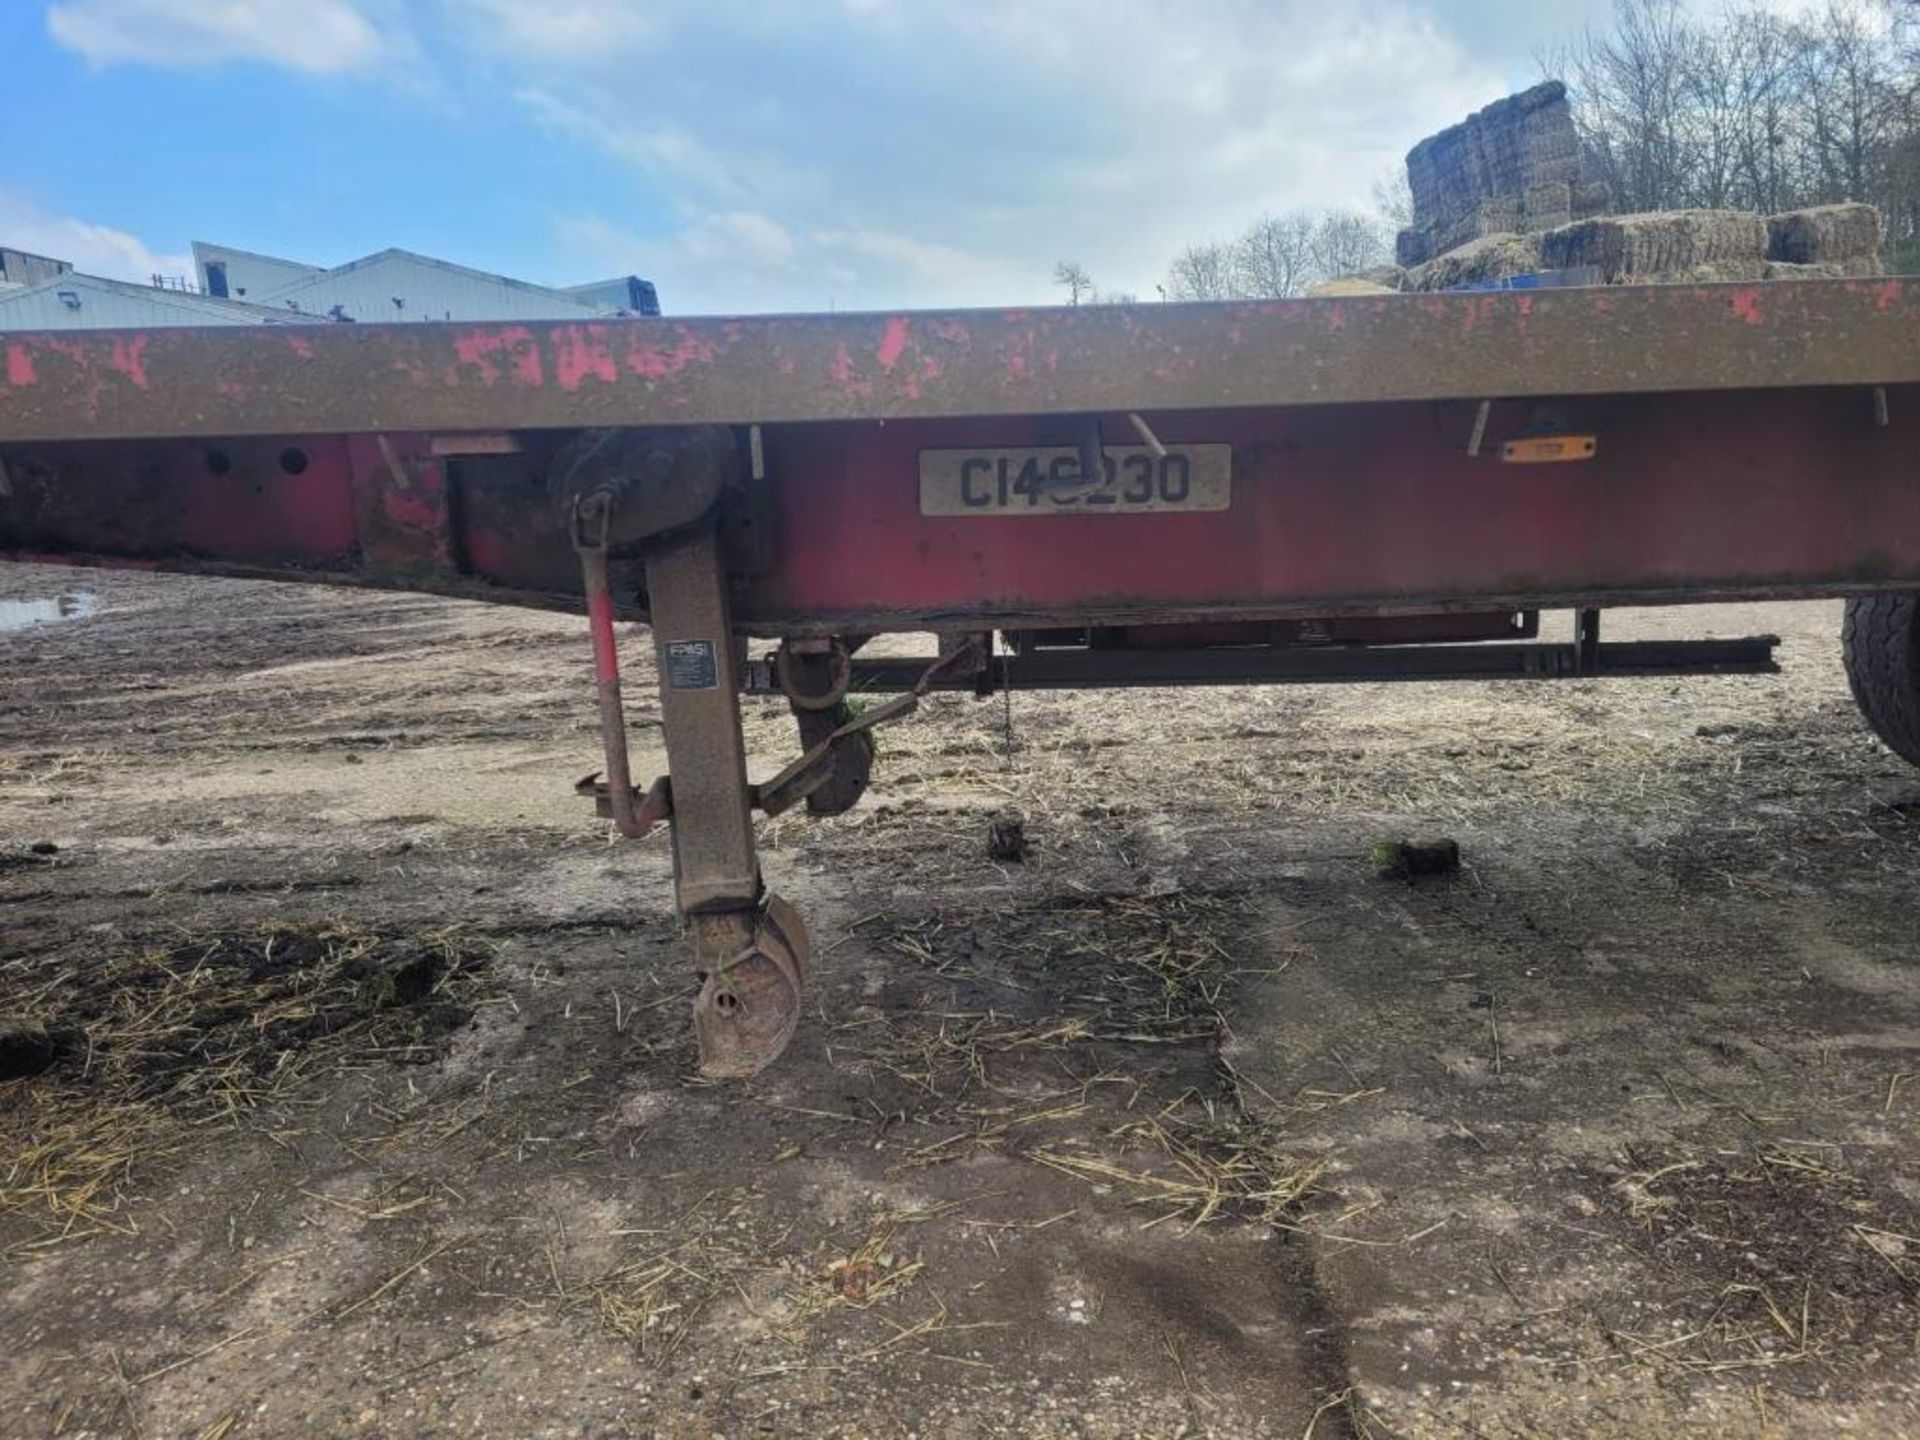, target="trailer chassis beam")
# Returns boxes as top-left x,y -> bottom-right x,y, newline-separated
745,634 -> 1782,696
